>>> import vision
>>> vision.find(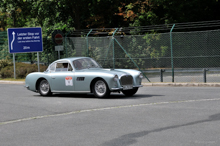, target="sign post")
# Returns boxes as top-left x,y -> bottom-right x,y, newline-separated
37,52 -> 40,72
13,53 -> 16,79
7,27 -> 43,78
53,31 -> 64,59
55,45 -> 64,59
